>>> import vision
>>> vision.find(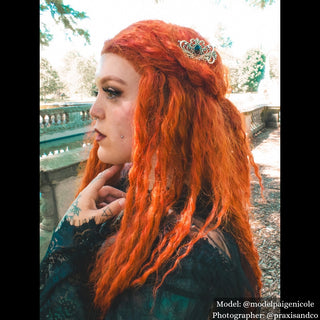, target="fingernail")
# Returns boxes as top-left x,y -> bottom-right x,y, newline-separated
119,198 -> 126,207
